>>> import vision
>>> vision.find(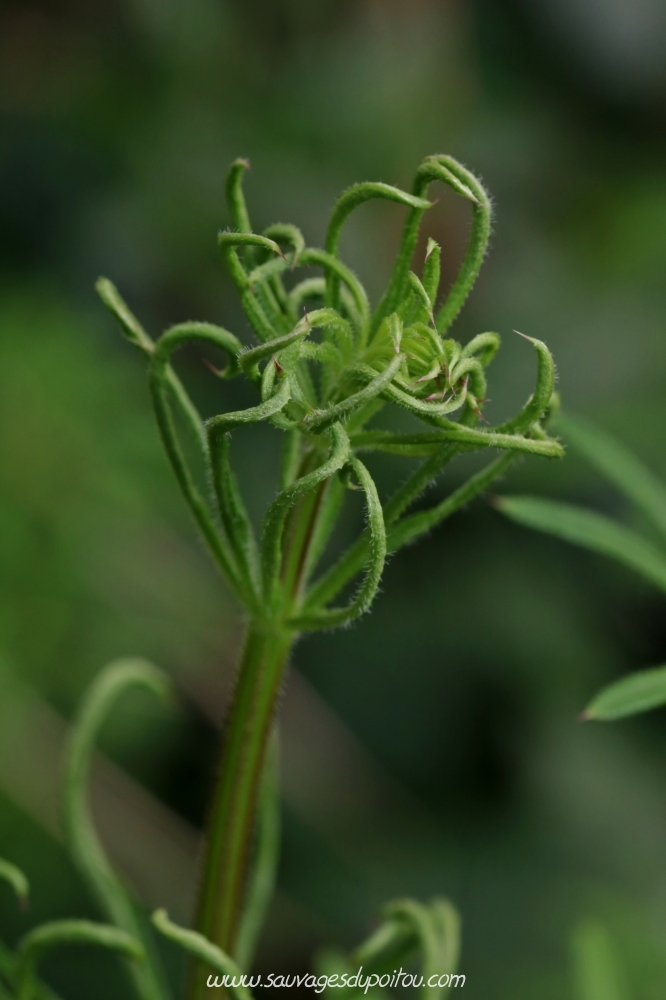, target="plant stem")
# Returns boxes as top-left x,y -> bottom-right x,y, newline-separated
189,621 -> 294,1000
